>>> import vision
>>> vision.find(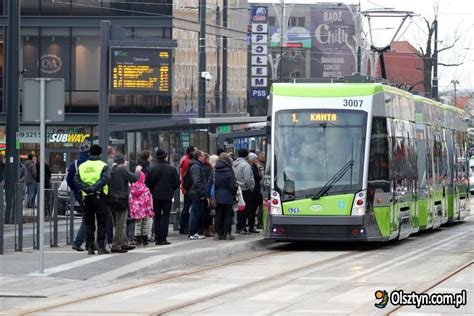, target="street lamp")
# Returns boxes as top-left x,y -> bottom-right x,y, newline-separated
451,79 -> 460,107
